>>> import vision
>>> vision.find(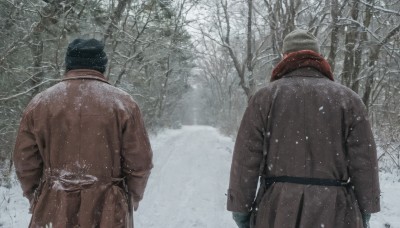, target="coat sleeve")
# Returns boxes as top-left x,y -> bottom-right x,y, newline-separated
121,102 -> 153,210
227,93 -> 266,213
13,110 -> 43,203
346,97 -> 380,213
